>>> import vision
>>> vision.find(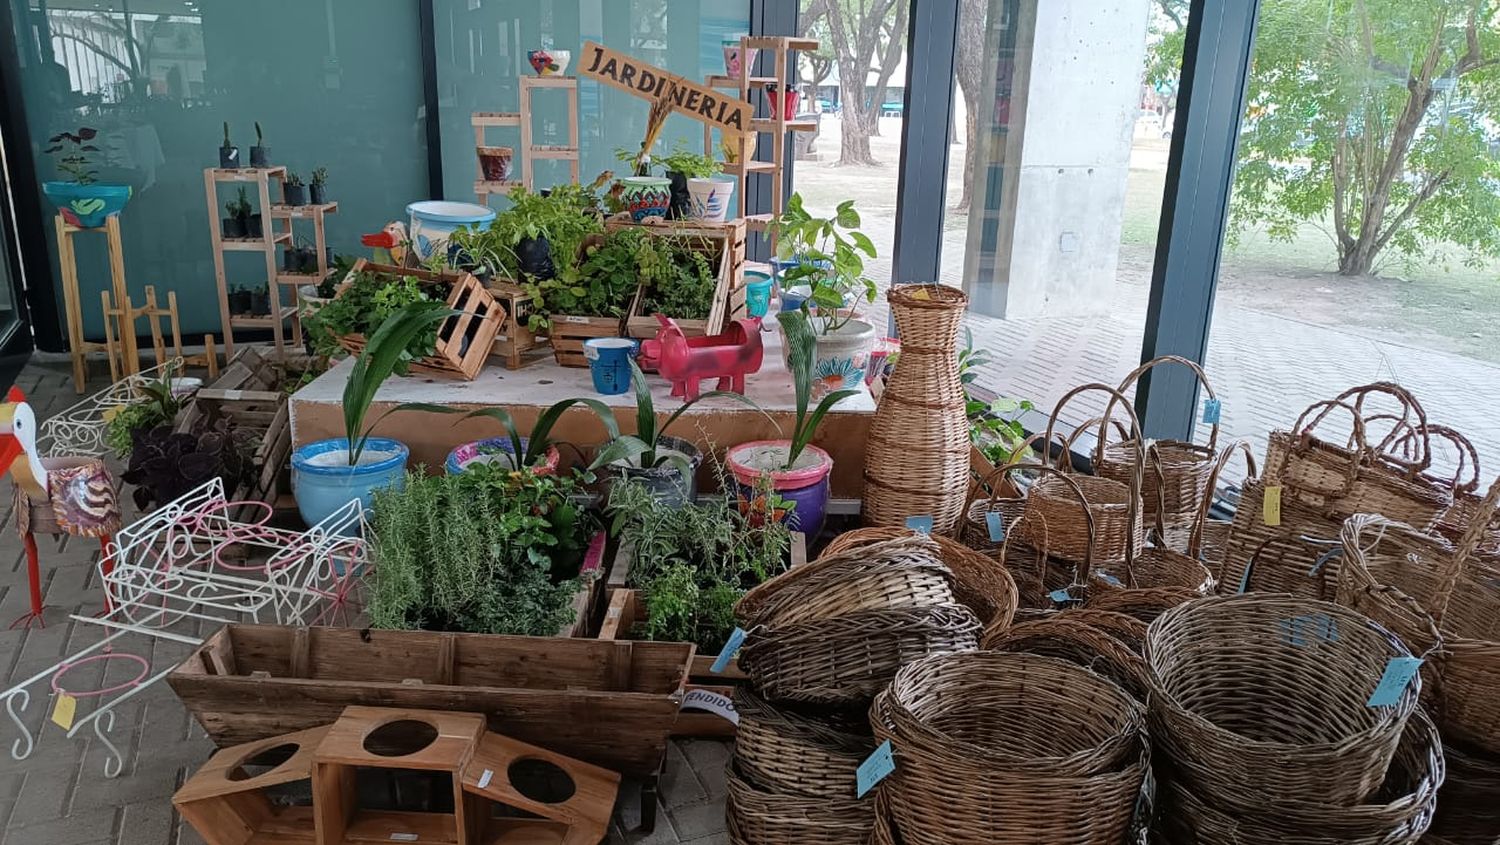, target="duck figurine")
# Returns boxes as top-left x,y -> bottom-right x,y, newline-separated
0,387 -> 121,628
